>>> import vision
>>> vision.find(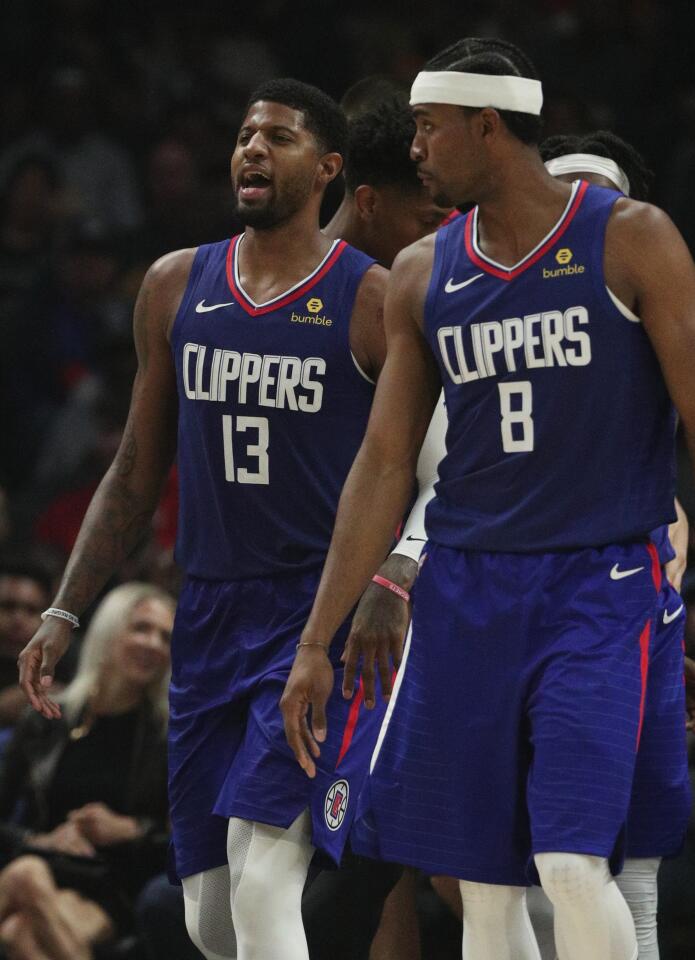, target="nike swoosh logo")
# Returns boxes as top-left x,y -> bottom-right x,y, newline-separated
609,564 -> 644,581
406,536 -> 426,542
196,300 -> 235,313
445,273 -> 484,293
663,604 -> 684,625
